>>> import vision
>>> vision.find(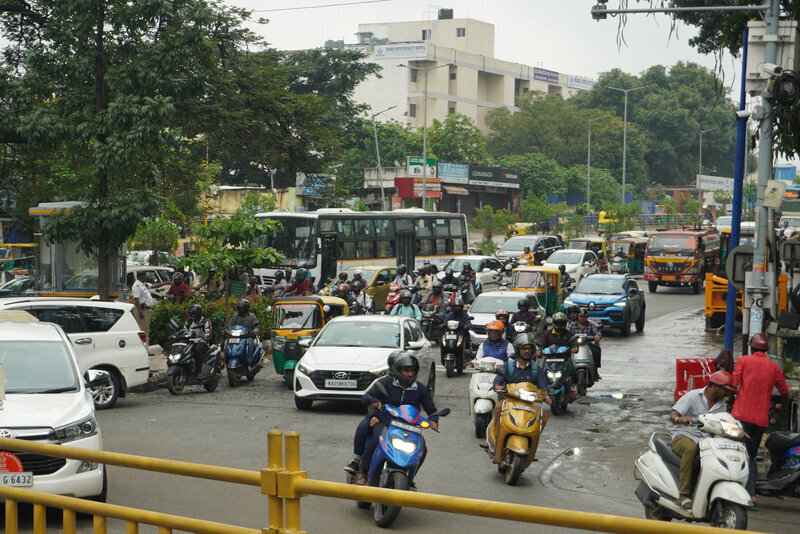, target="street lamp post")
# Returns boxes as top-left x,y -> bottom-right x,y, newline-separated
399,62 -> 450,210
698,128 -> 714,181
587,114 -> 609,212
606,85 -> 647,204
371,105 -> 397,211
